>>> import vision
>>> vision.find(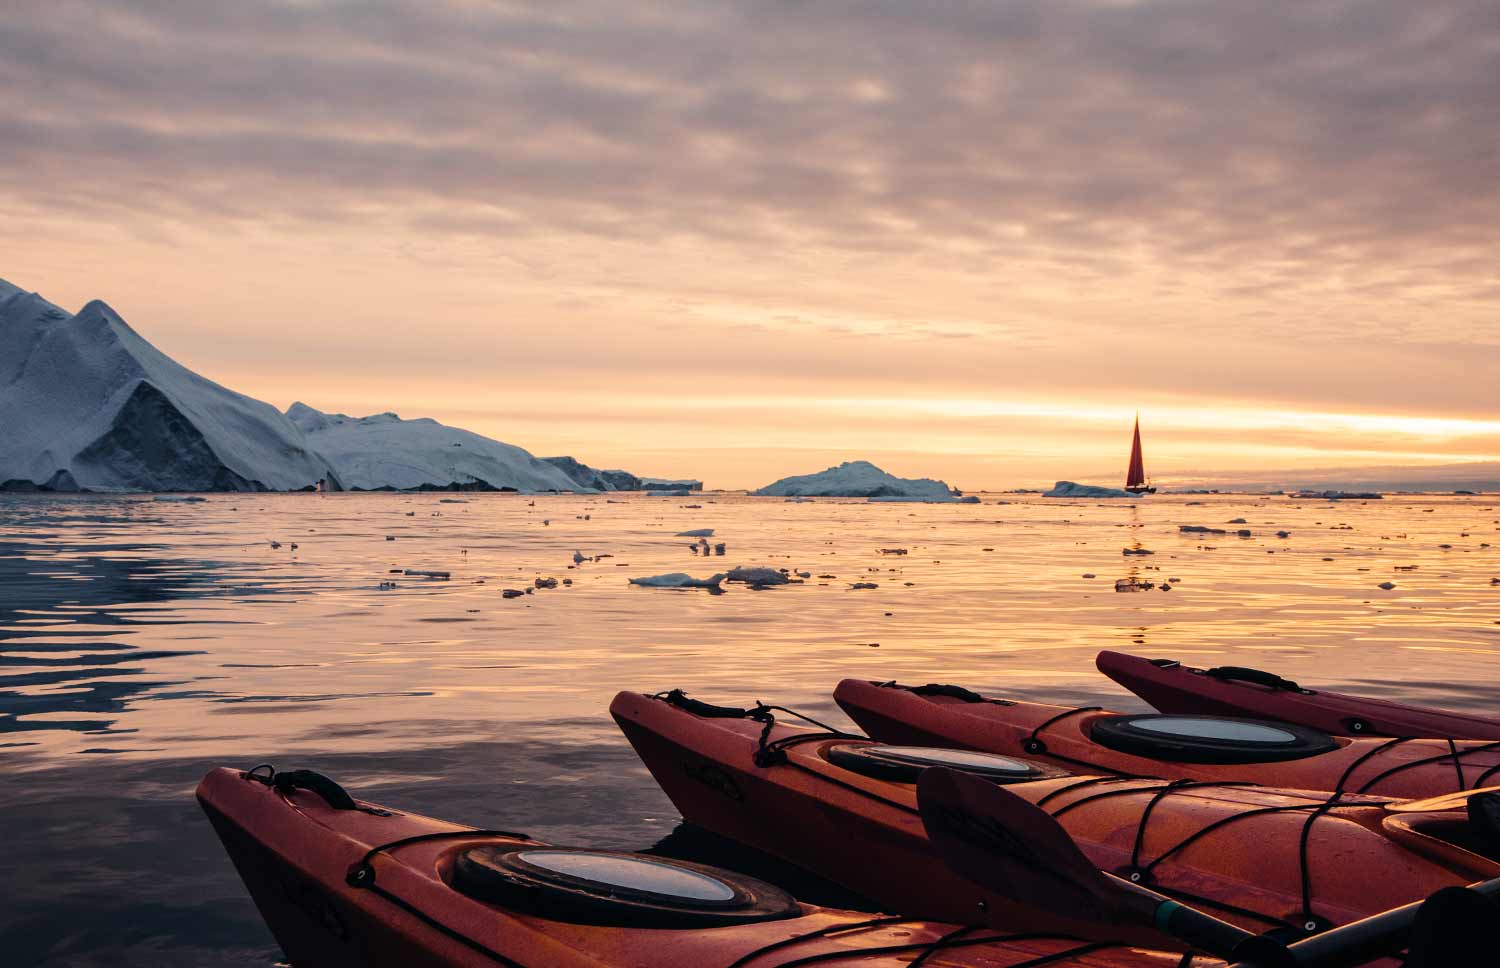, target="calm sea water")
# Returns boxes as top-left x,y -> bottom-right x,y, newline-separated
2,492 -> 1497,966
